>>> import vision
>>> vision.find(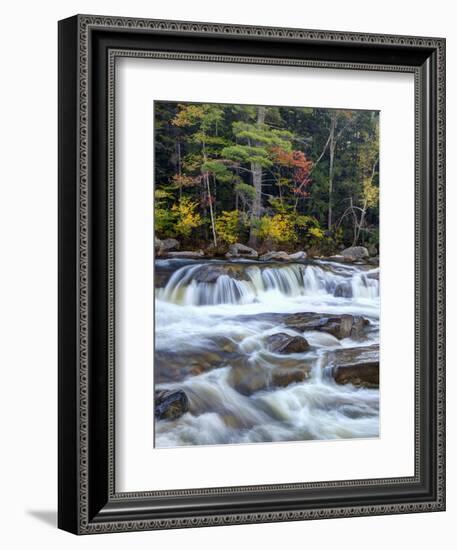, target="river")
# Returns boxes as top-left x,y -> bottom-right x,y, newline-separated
154,258 -> 380,447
